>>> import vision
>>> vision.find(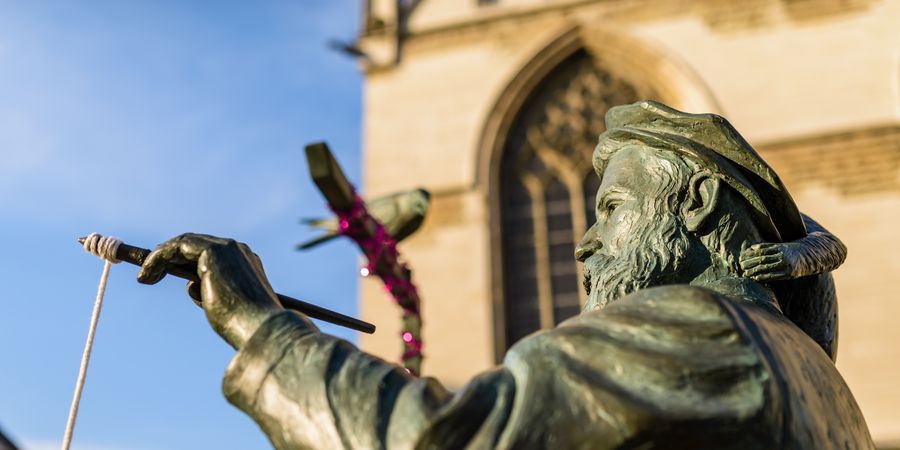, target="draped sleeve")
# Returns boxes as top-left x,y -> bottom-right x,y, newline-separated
221,286 -> 775,449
